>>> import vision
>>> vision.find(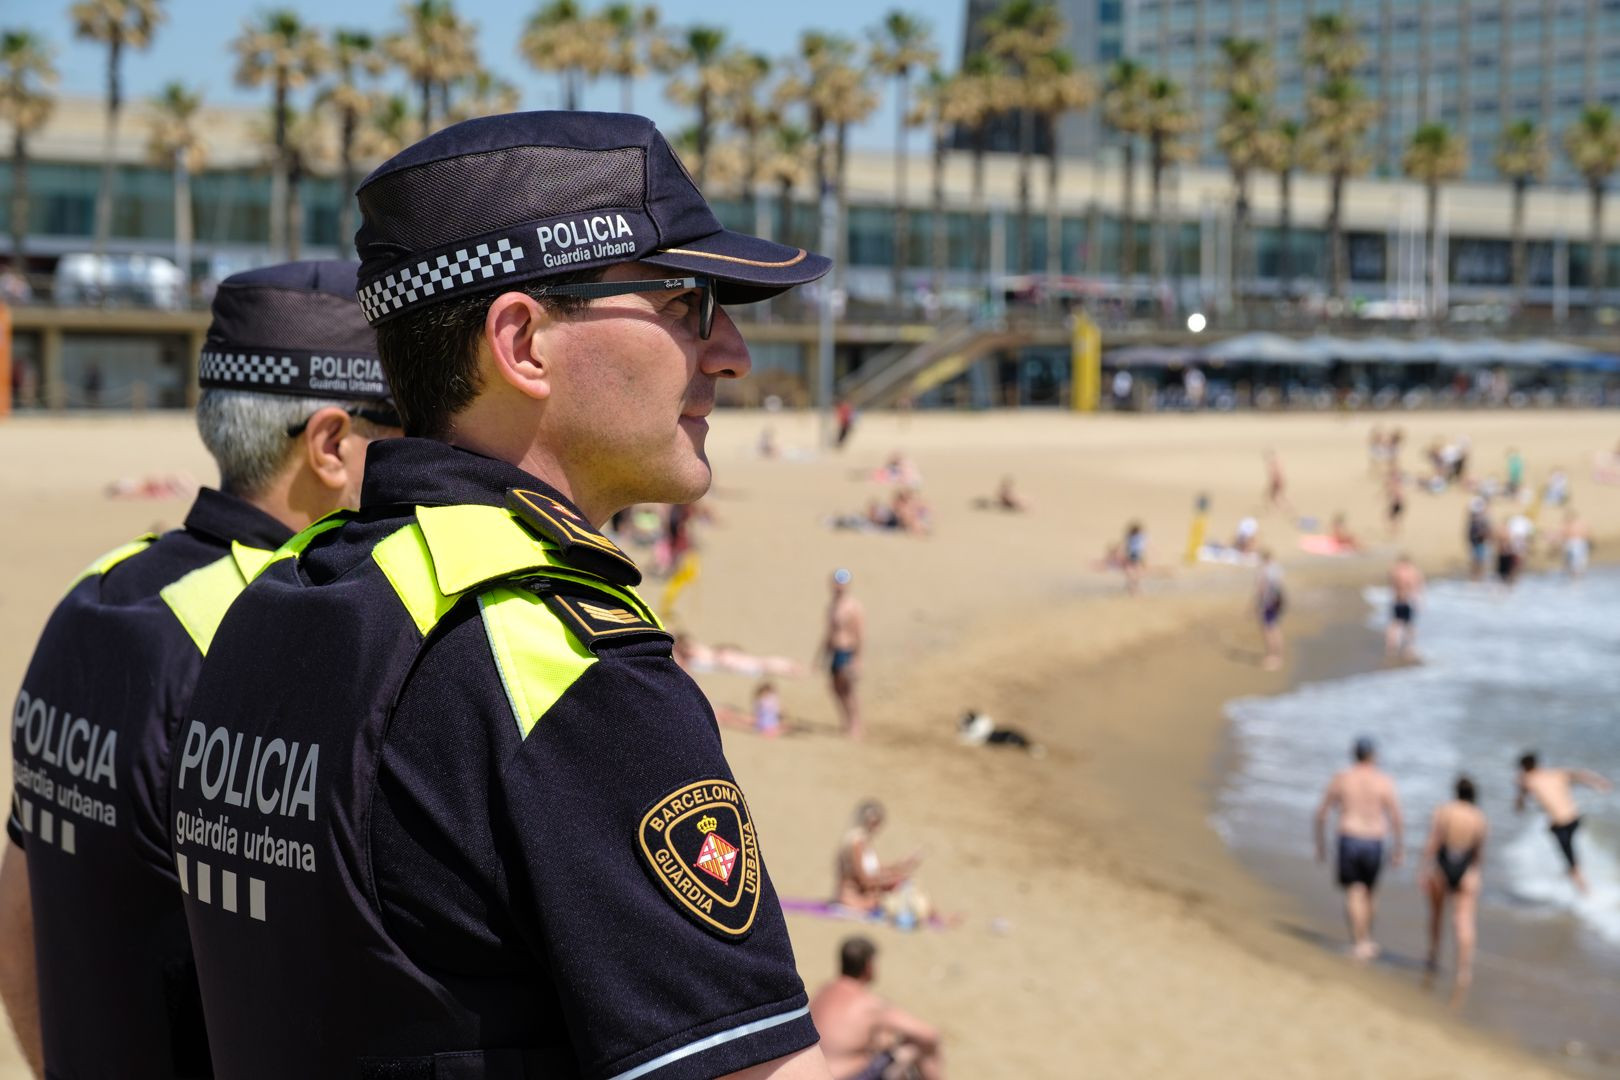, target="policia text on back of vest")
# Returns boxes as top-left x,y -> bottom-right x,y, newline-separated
171,439 -> 817,1080
9,489 -> 293,1079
